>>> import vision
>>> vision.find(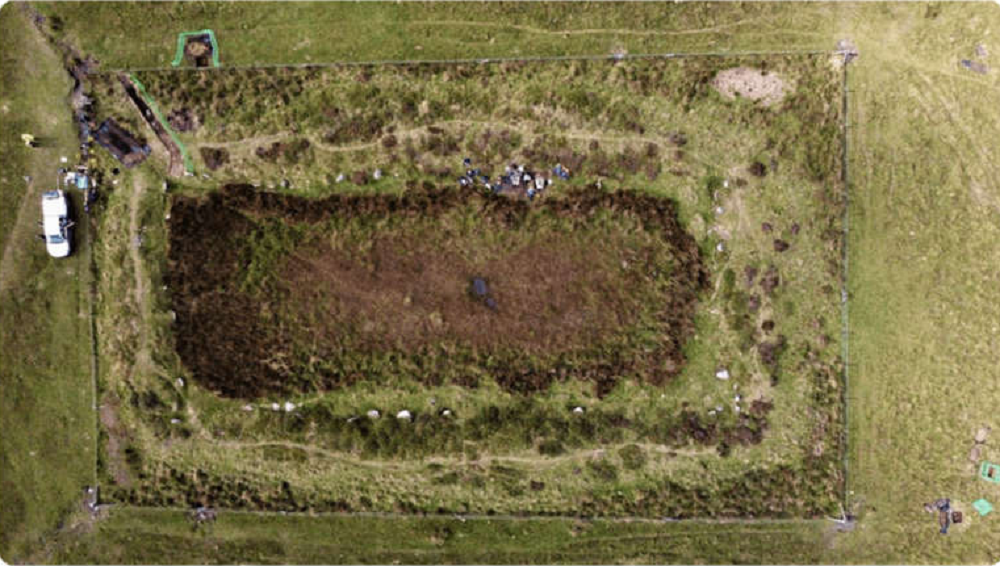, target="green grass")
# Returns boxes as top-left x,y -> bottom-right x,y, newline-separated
0,4 -> 75,261
0,4 -> 95,561
7,1 -> 1000,564
837,2 -> 1000,563
35,2 -> 839,70
51,506 -> 831,565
